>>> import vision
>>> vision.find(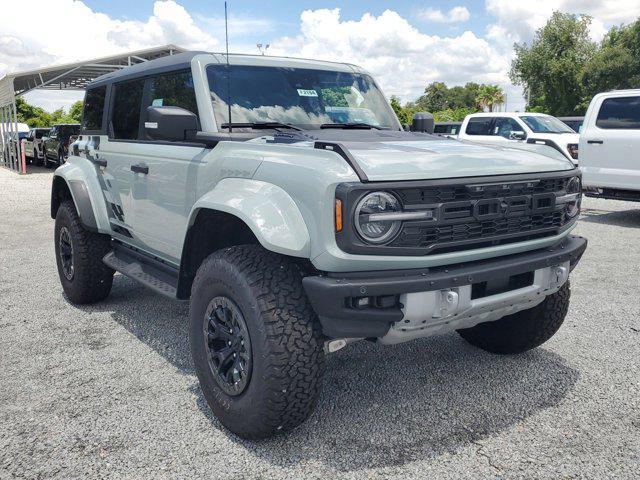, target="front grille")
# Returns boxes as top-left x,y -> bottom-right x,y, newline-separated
391,211 -> 565,254
334,172 -> 578,256
387,177 -> 571,253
